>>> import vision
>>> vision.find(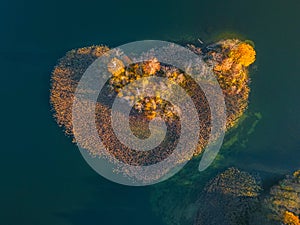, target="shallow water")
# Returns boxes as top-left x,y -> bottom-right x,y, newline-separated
1,0 -> 299,224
